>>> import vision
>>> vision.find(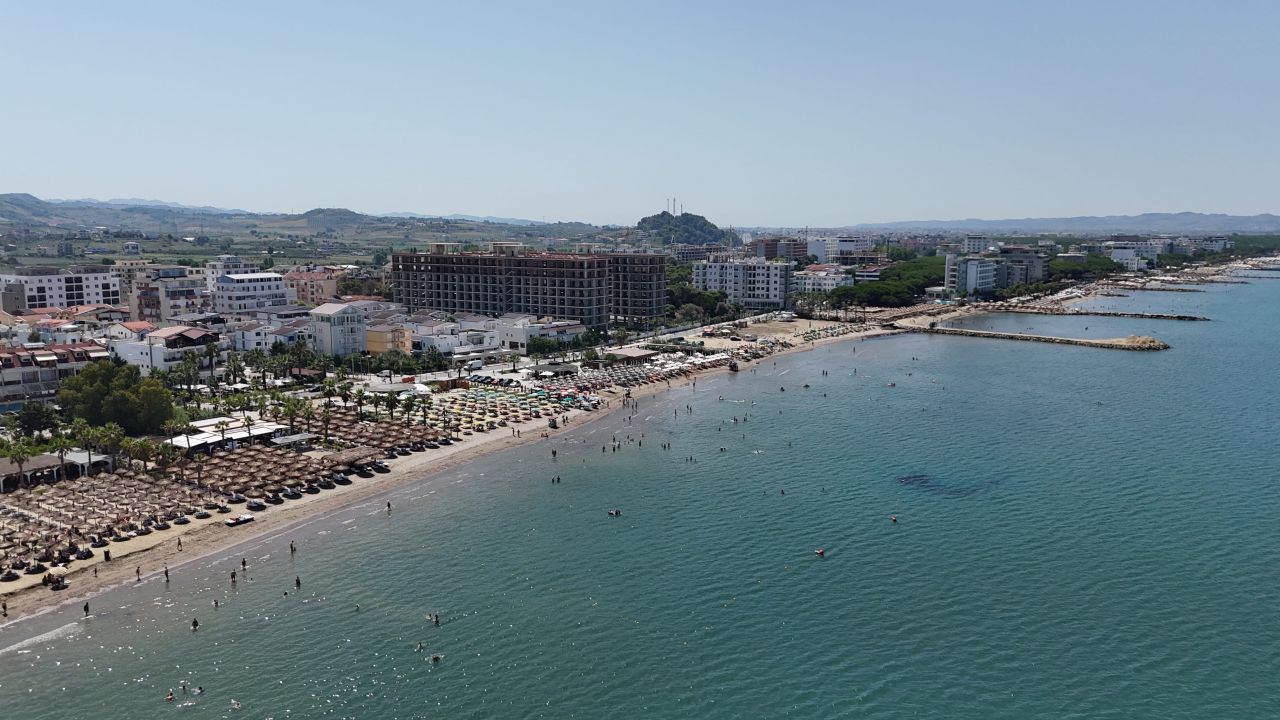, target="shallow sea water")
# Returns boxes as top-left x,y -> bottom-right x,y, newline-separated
1,277 -> 1278,719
